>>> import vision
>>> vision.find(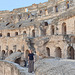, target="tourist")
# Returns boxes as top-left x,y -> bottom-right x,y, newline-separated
28,50 -> 35,73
